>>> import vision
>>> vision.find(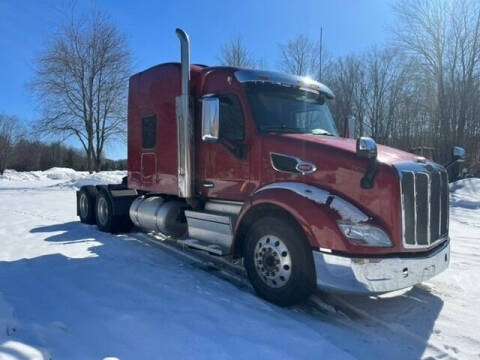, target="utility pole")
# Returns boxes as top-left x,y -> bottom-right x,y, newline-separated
319,26 -> 323,81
